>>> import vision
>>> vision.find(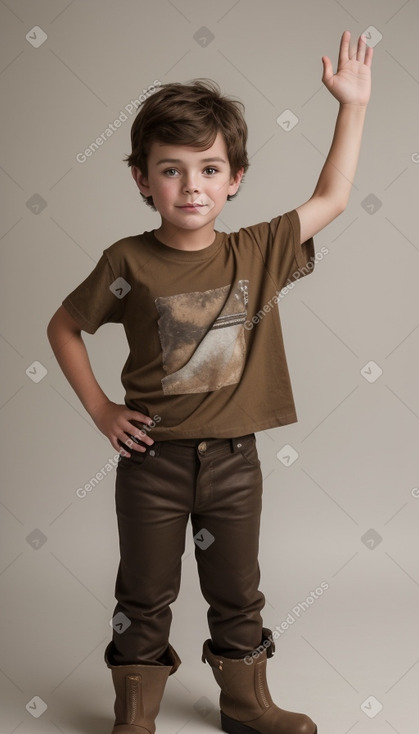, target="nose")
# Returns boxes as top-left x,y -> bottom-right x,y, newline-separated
183,172 -> 200,193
